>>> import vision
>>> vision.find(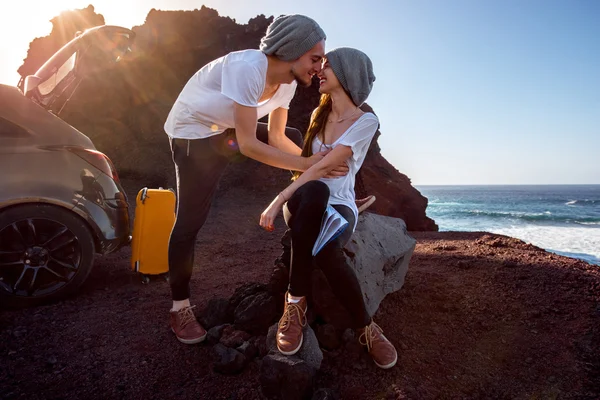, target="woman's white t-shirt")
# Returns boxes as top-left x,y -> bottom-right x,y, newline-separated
312,112 -> 379,230
164,49 -> 298,139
